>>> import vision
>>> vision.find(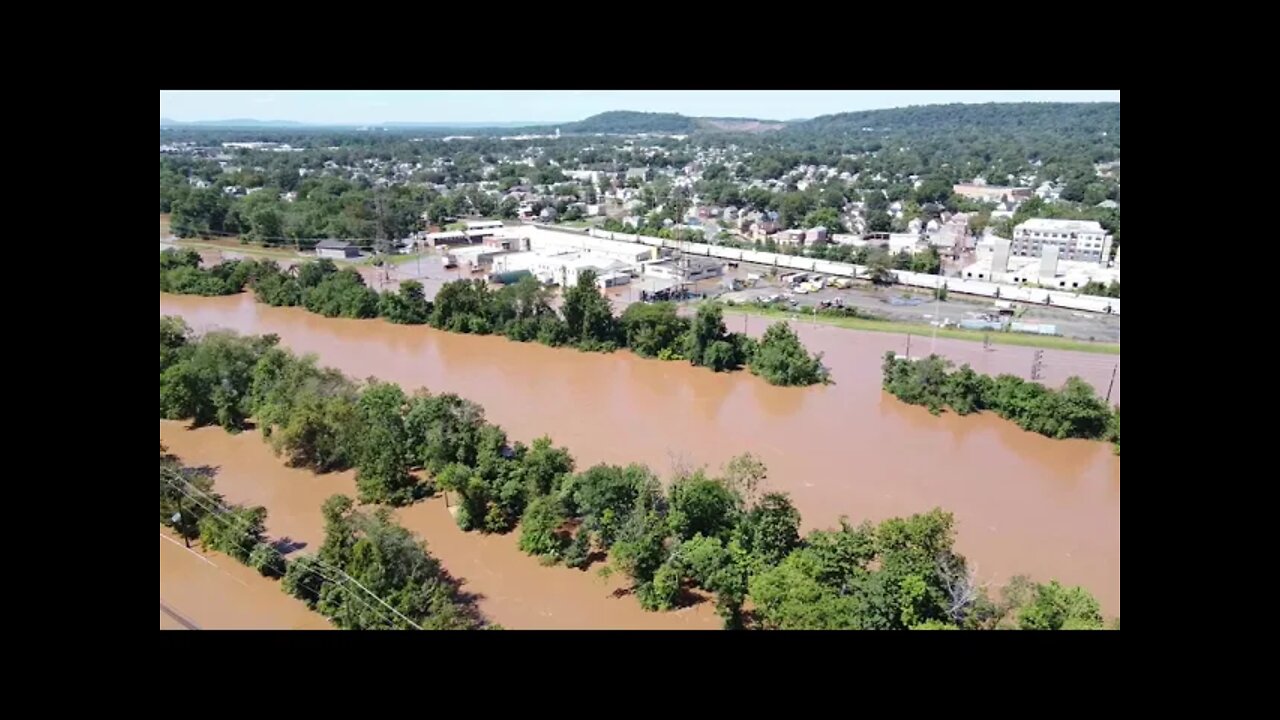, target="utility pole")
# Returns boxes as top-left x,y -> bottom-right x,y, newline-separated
1105,364 -> 1118,404
906,333 -> 911,358
1031,349 -> 1044,381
